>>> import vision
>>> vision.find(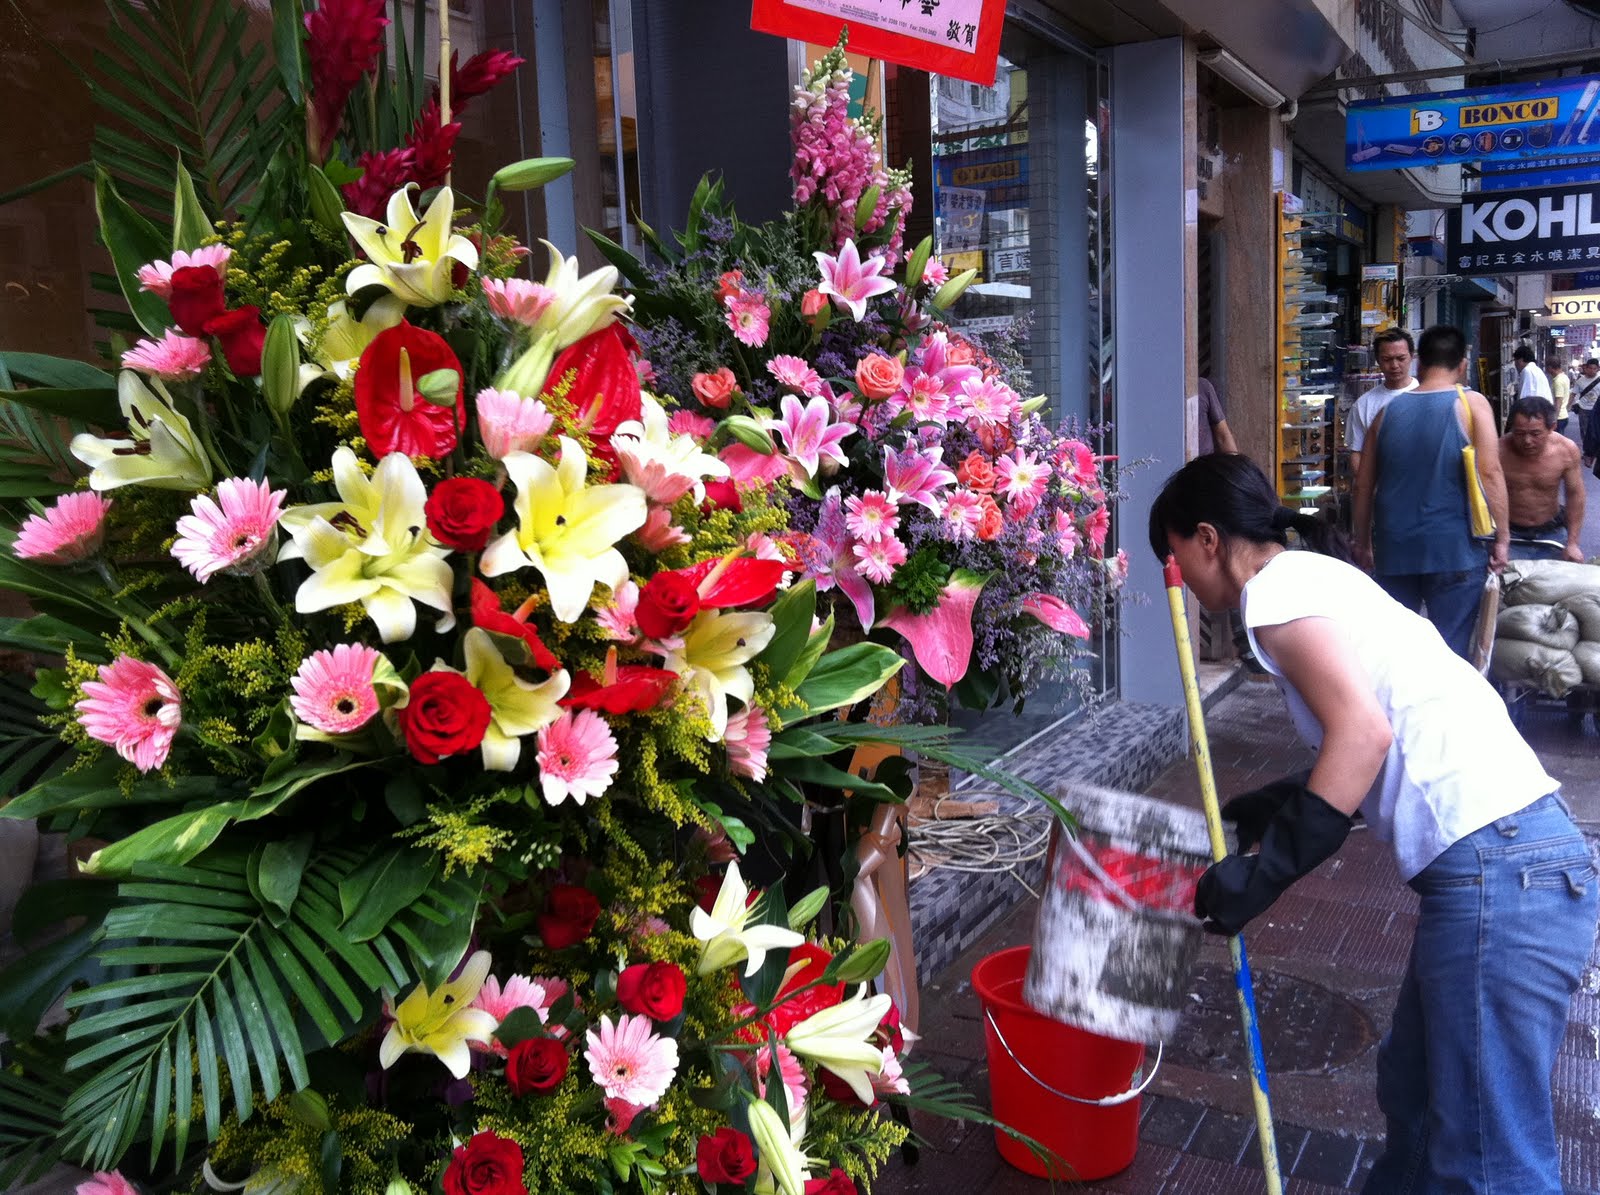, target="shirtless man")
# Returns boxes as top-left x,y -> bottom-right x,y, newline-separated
1498,395 -> 1587,562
